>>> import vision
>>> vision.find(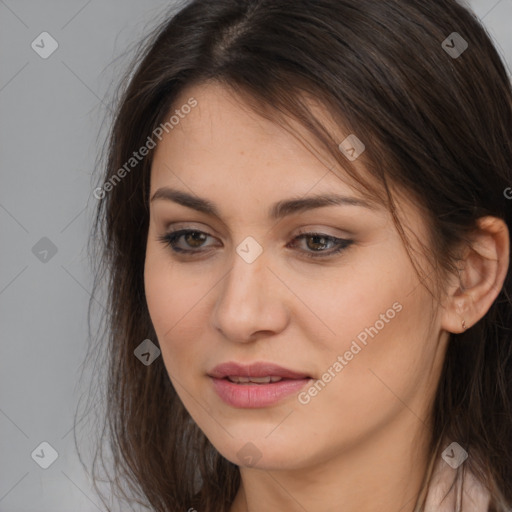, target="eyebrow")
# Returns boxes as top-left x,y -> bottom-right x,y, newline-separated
150,186 -> 378,221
